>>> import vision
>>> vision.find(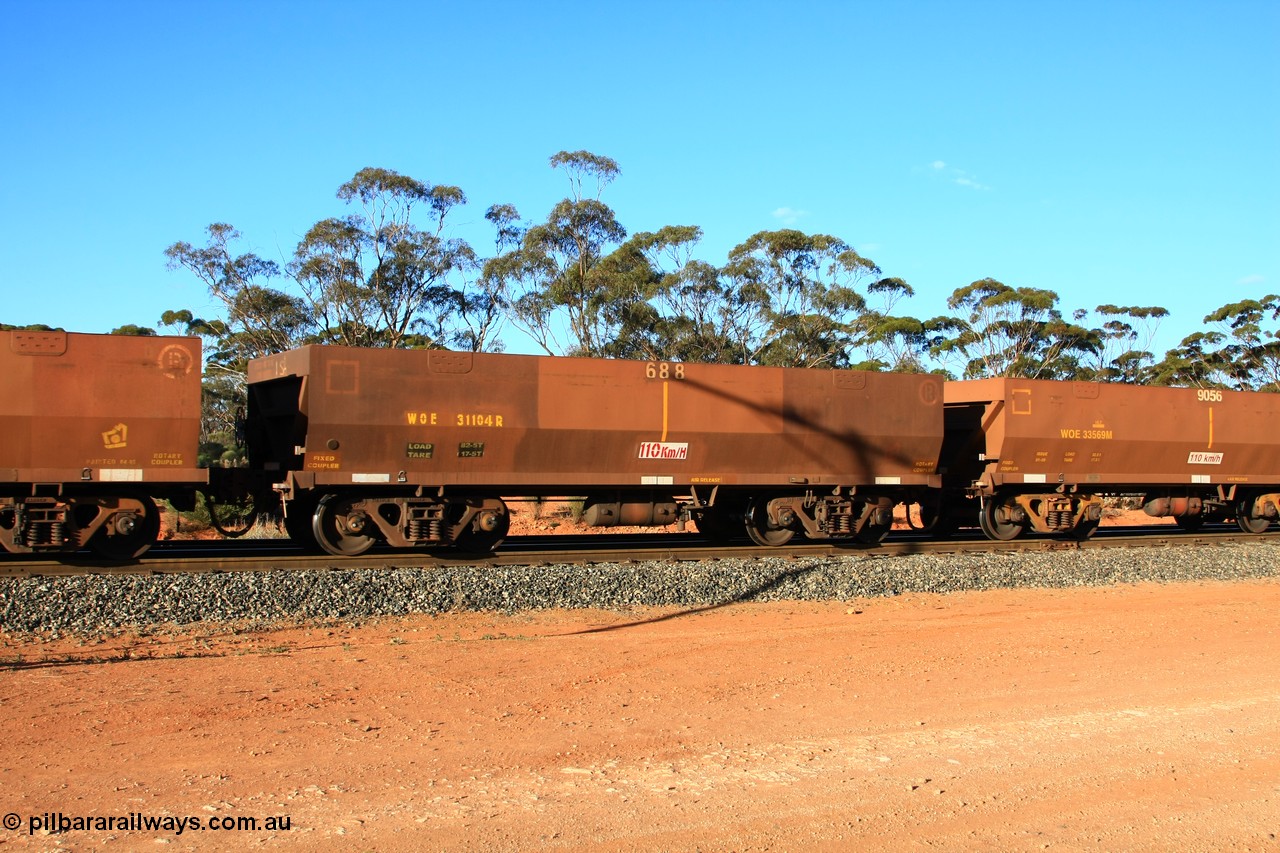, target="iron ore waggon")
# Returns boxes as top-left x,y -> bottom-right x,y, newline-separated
939,378 -> 1280,539
245,346 -> 946,555
0,330 -> 206,558
6,330 -> 1279,561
